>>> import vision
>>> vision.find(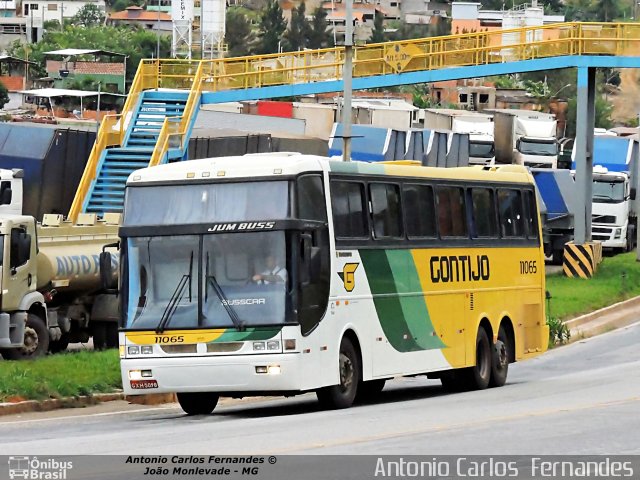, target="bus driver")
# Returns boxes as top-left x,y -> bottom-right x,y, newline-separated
252,254 -> 287,284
